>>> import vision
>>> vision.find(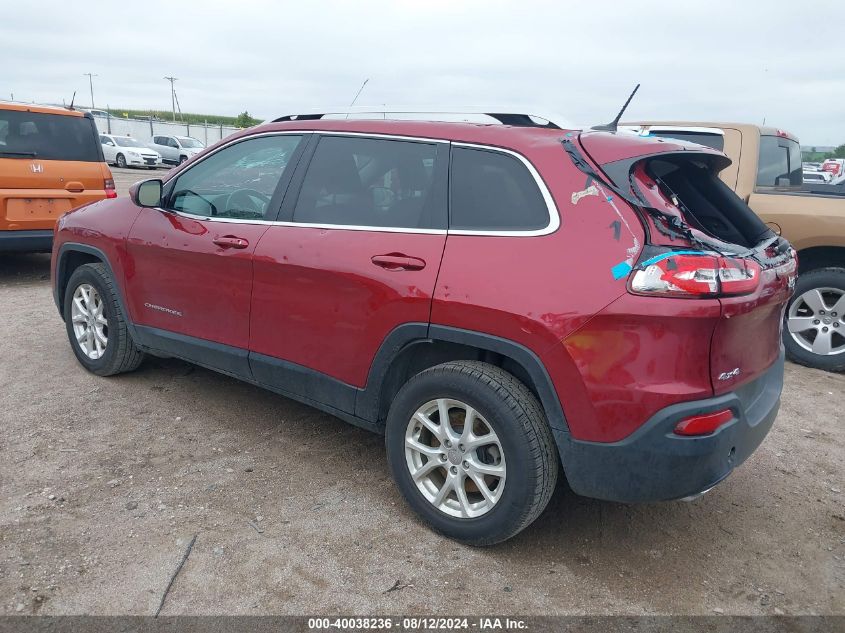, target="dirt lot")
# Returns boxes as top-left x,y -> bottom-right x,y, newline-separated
0,169 -> 843,615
